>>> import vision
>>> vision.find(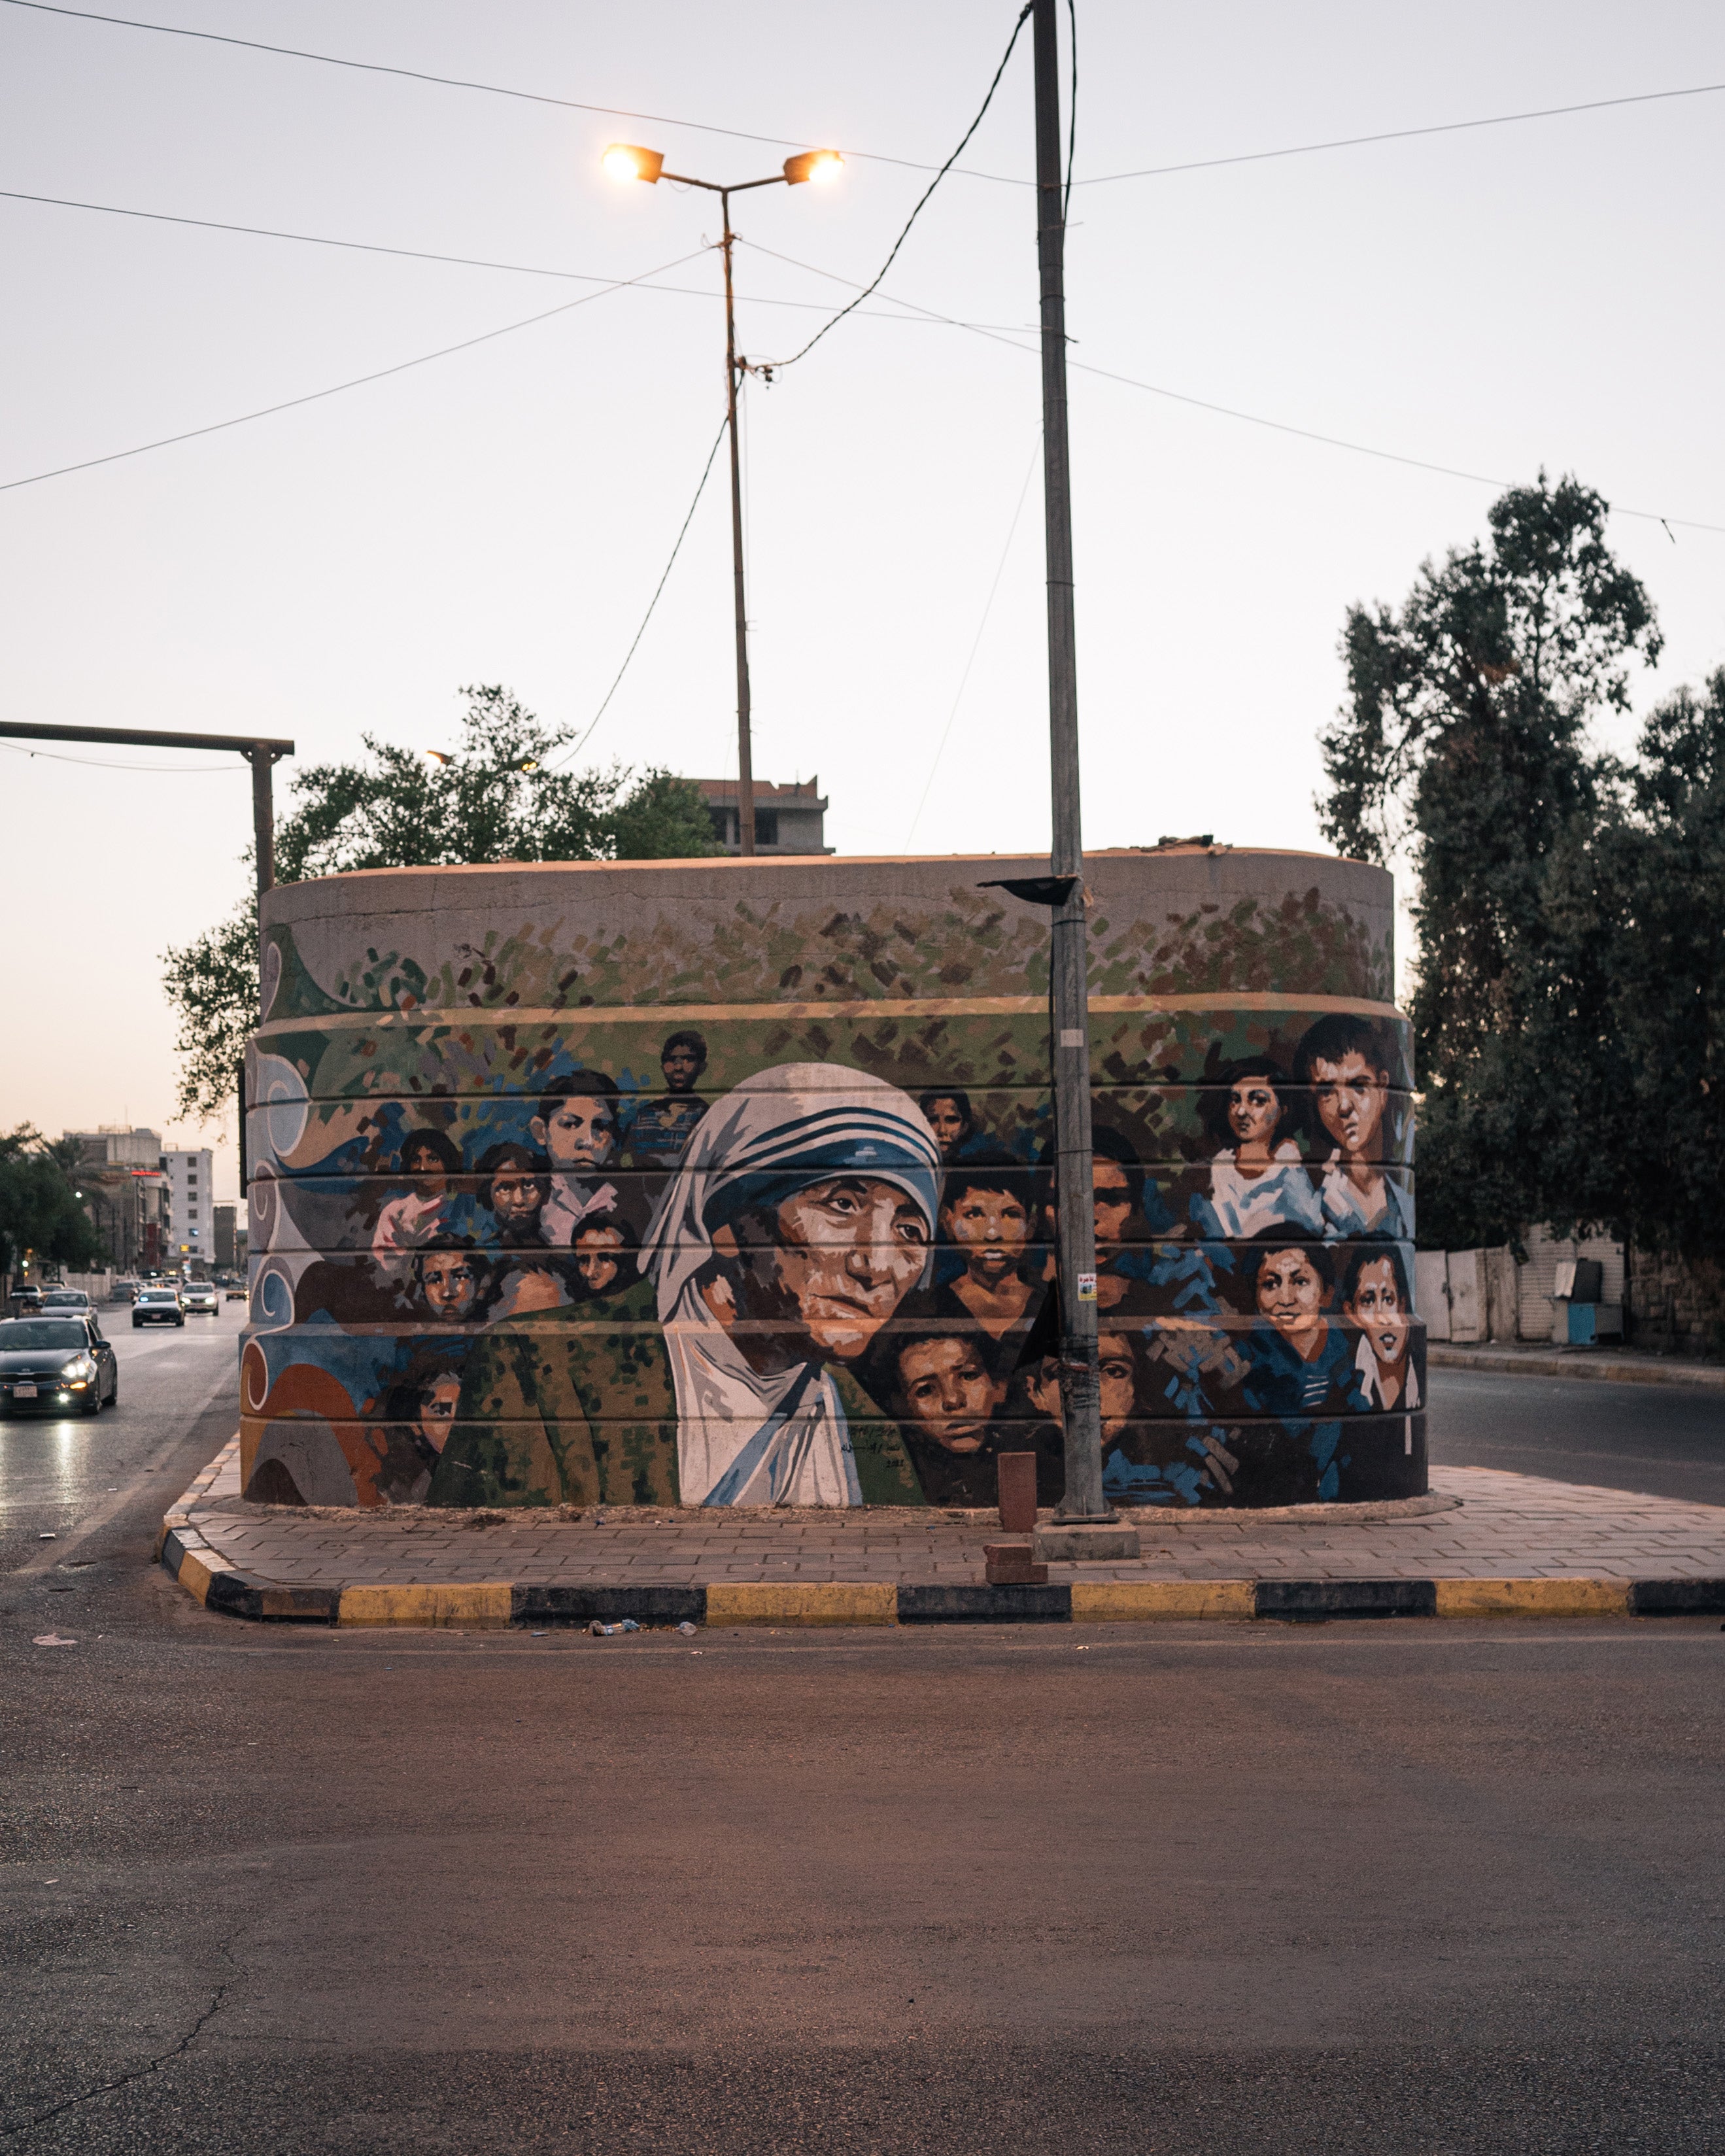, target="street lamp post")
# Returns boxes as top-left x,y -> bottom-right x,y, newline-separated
603,142 -> 842,857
